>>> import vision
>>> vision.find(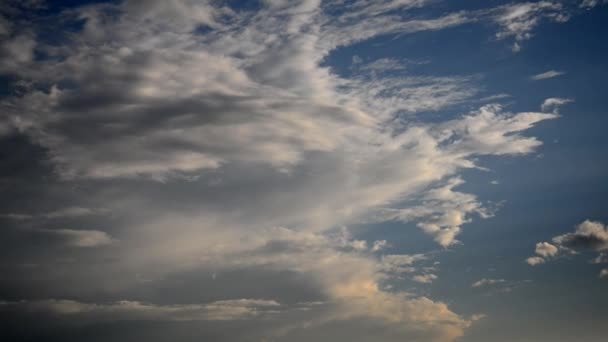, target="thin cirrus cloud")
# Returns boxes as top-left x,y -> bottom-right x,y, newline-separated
531,70 -> 566,80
